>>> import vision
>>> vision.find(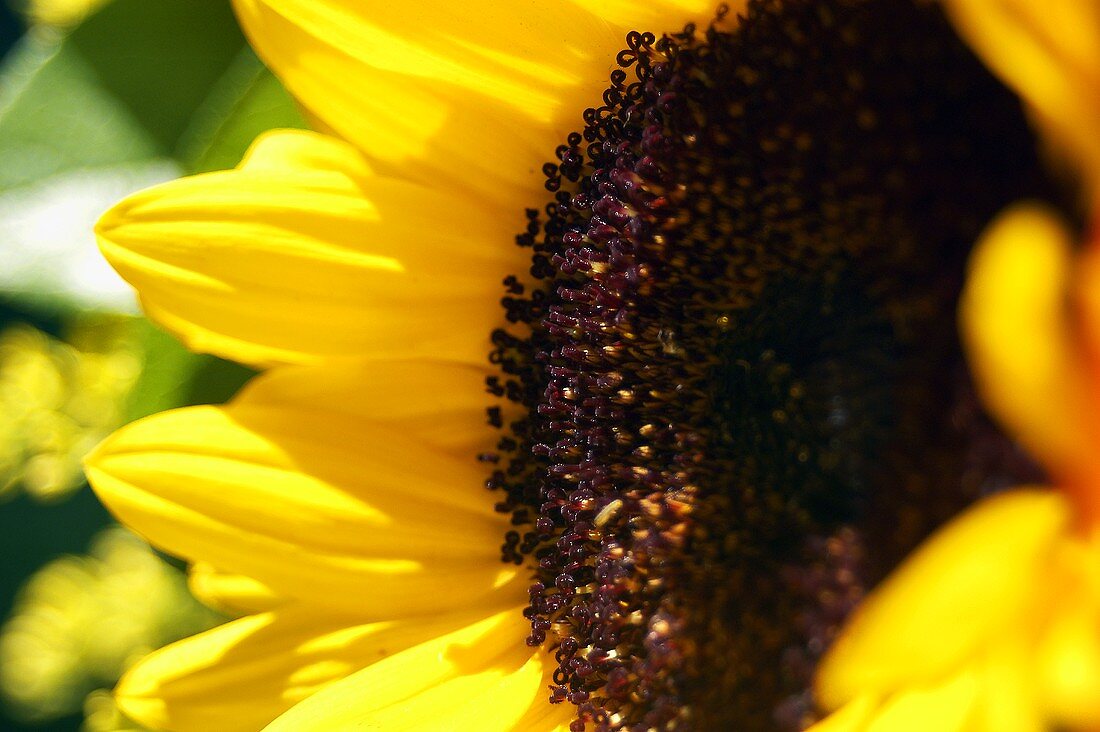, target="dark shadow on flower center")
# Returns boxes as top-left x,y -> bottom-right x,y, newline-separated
710,273 -> 899,530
